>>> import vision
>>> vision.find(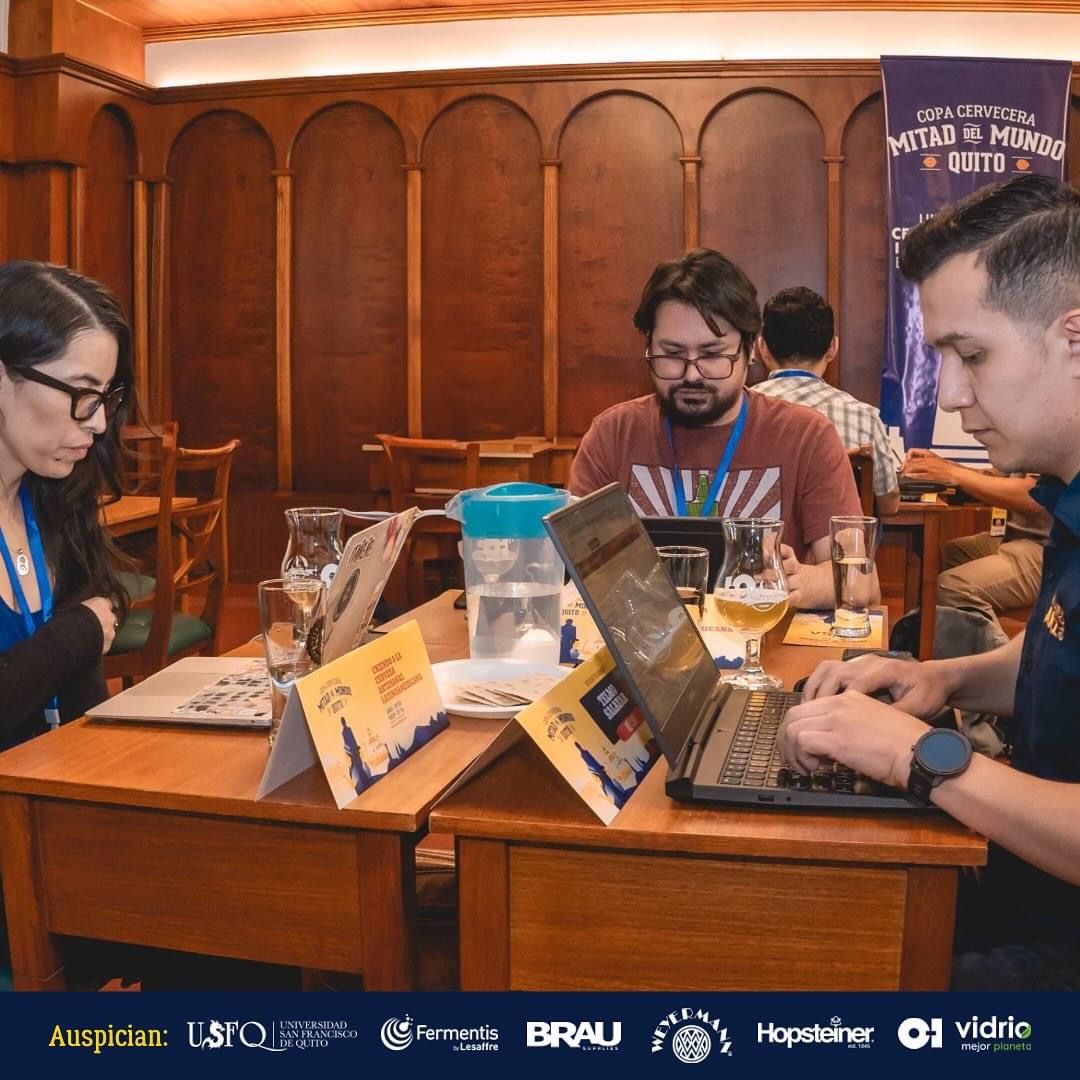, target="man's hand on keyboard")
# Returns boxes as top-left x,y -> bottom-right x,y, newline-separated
799,654 -> 954,719
778,691 -> 929,789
